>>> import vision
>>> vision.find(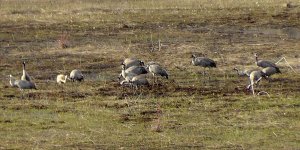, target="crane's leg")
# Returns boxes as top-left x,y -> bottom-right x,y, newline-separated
265,76 -> 271,82
121,83 -> 125,93
134,85 -> 138,95
19,89 -> 24,99
131,84 -> 136,94
199,67 -> 206,84
197,67 -> 204,75
60,84 -> 64,92
208,68 -> 211,81
202,67 -> 206,76
152,73 -> 155,86
251,83 -> 255,96
247,79 -> 252,90
154,74 -> 159,86
255,77 -> 262,84
255,77 -> 262,88
139,86 -> 143,94
247,84 -> 251,90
